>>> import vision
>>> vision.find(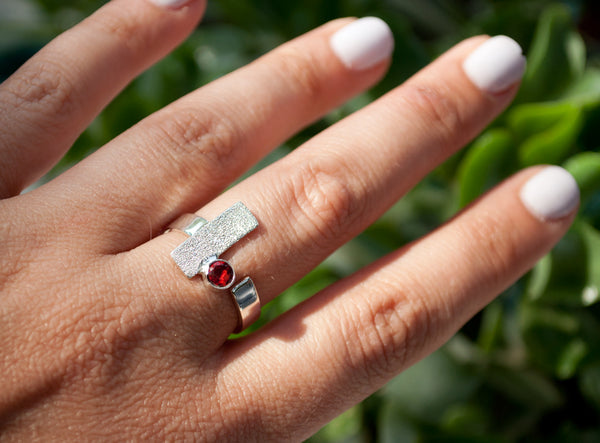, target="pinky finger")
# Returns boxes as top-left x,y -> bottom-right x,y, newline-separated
219,166 -> 579,440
